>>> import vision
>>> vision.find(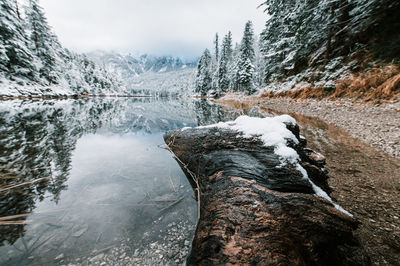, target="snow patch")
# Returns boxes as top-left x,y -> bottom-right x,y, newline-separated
198,115 -> 352,217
